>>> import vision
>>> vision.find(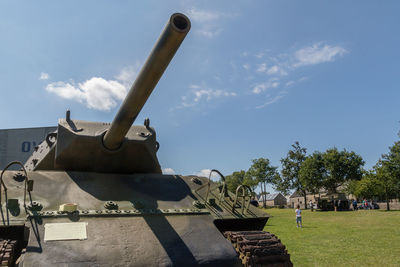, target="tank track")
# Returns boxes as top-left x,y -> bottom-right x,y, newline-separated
224,231 -> 293,267
0,239 -> 17,267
